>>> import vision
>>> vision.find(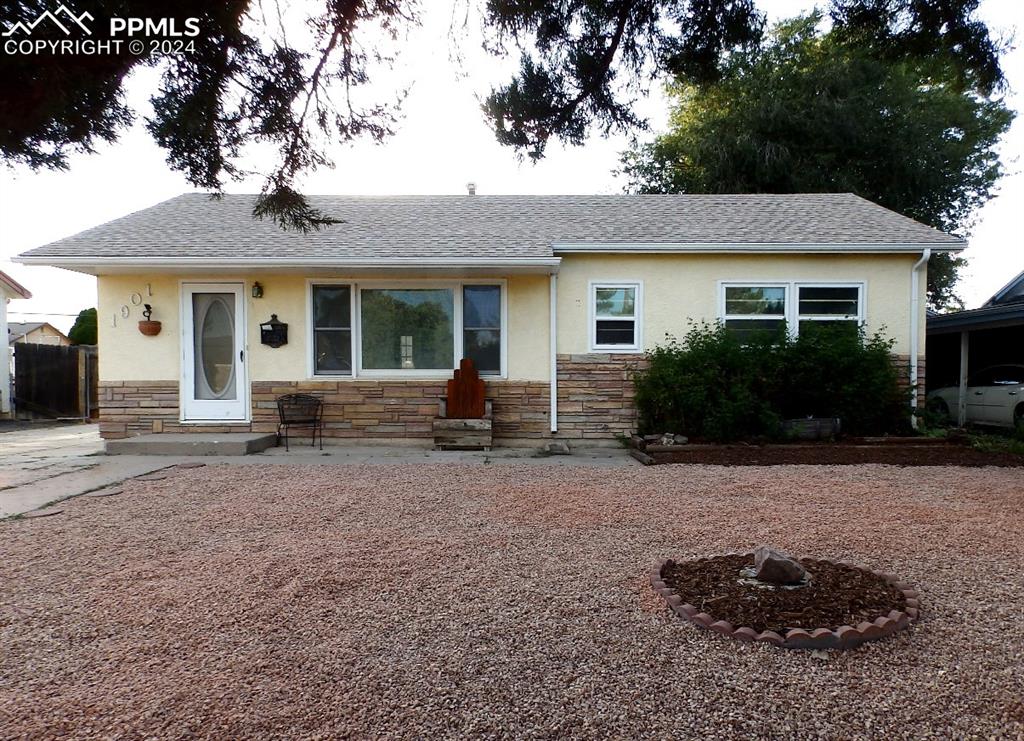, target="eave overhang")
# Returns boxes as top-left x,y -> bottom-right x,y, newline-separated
13,256 -> 563,277
552,242 -> 965,254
